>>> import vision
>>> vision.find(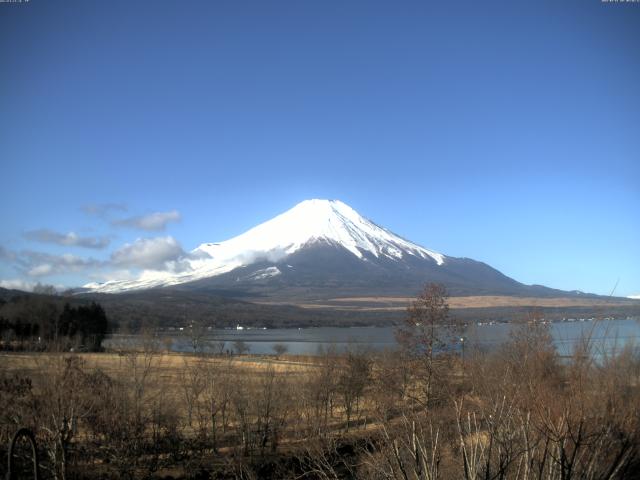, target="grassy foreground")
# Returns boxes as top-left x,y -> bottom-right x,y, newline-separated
1,322 -> 640,479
